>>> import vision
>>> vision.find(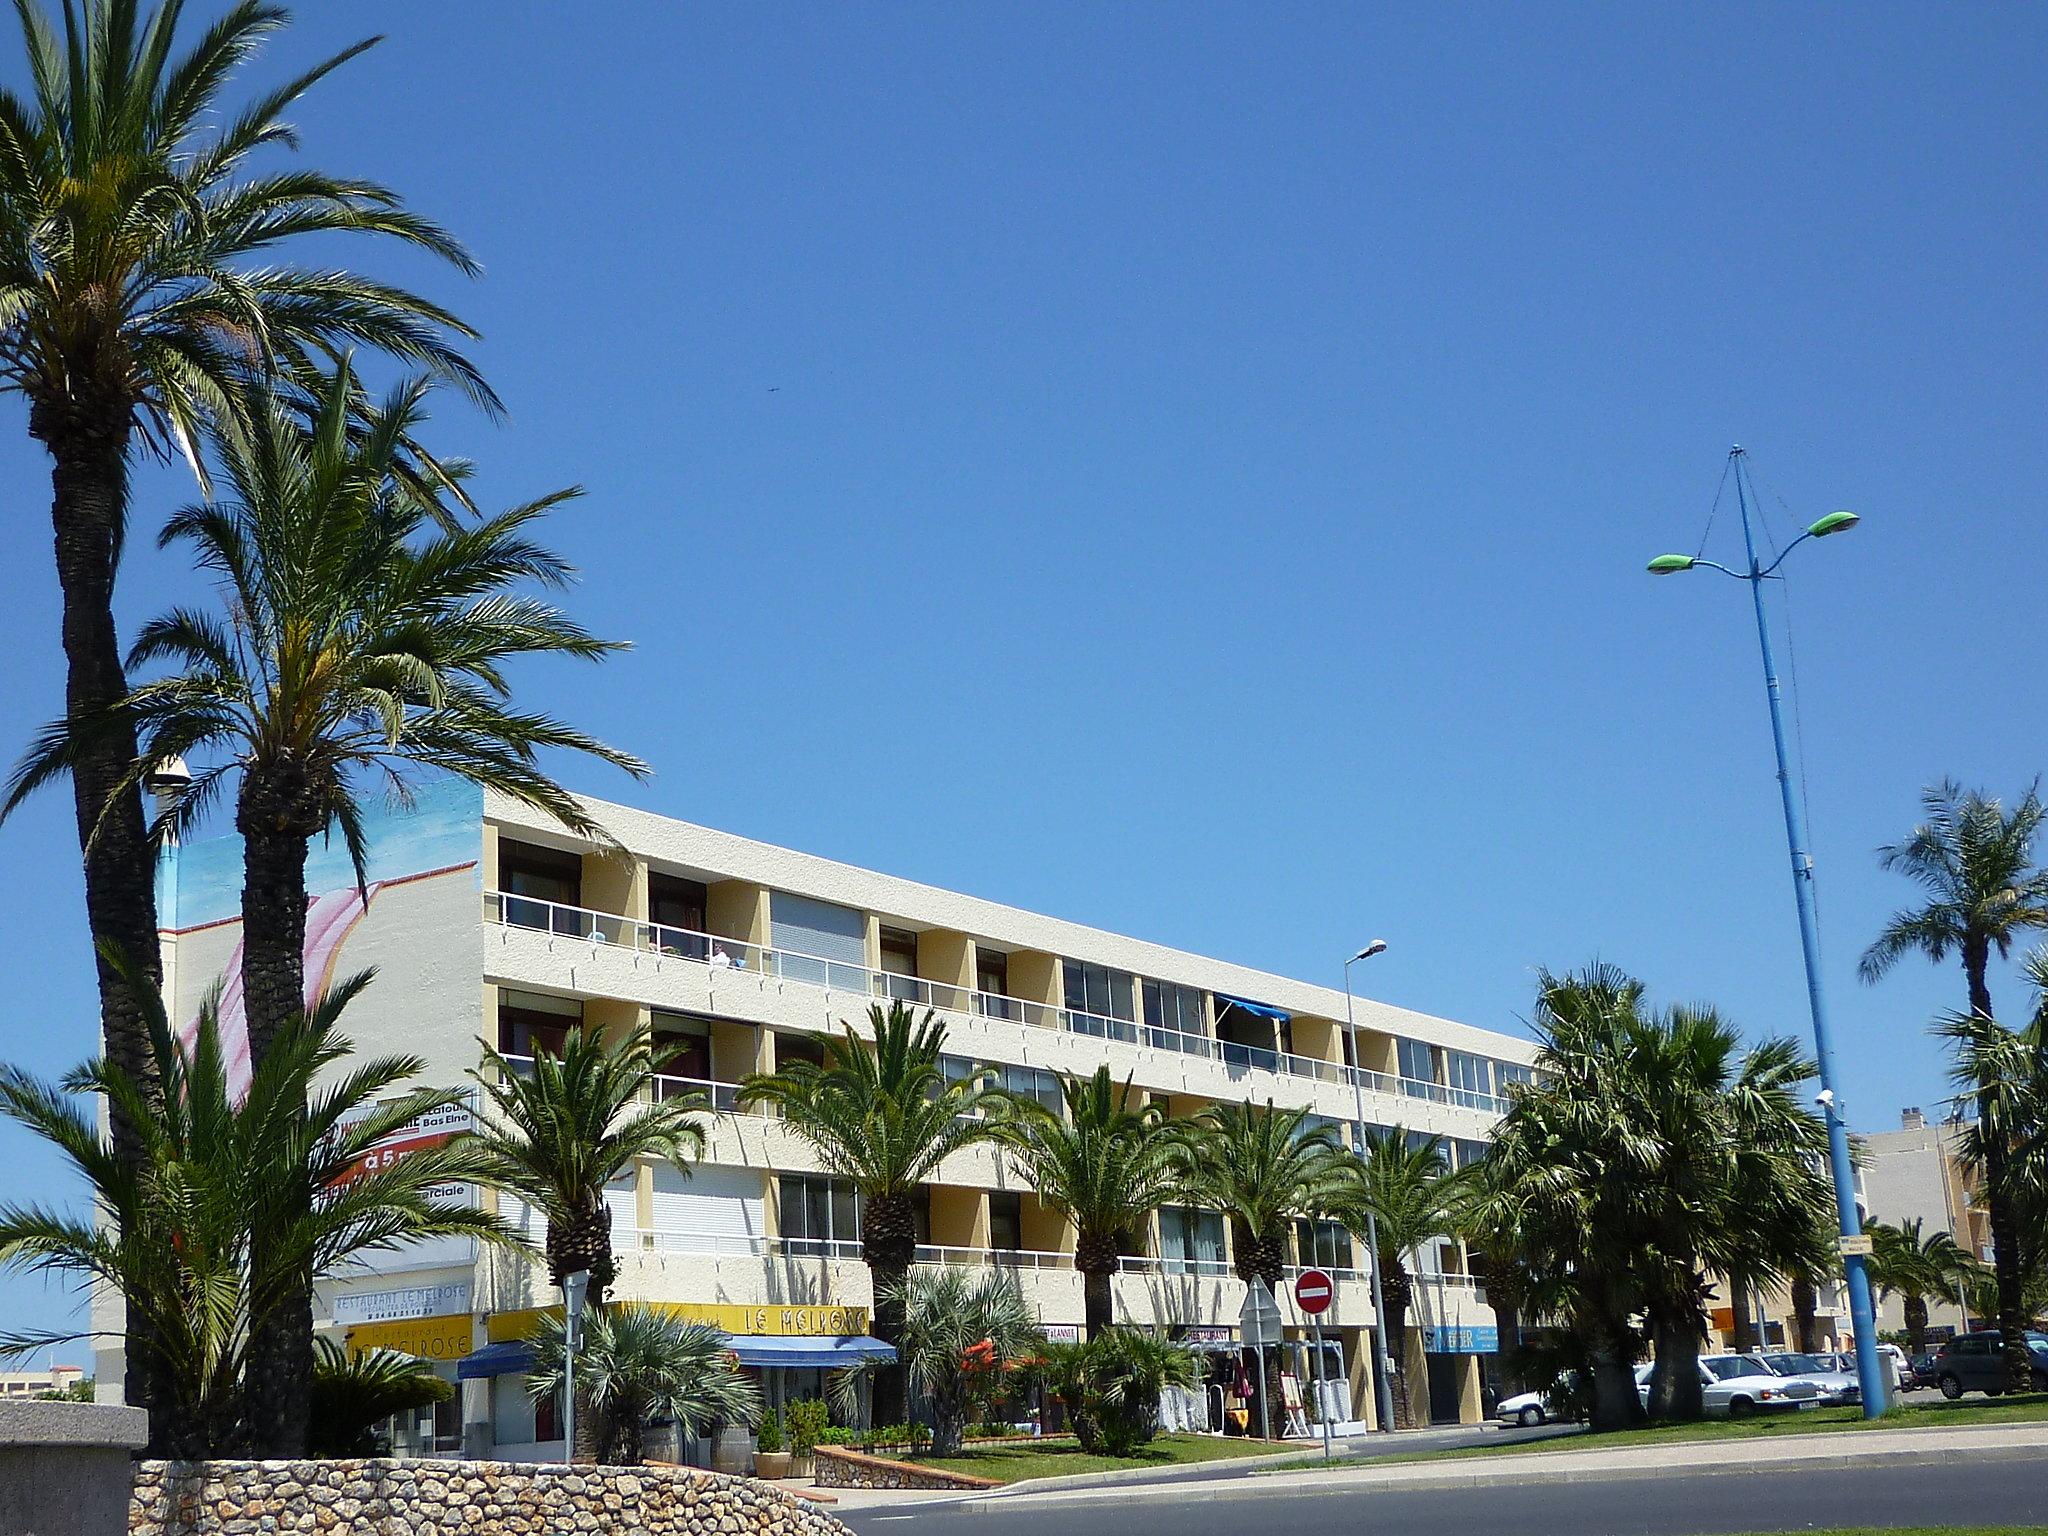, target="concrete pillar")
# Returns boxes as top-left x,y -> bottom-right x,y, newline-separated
1455,1354 -> 1483,1424
1402,1328 -> 1431,1426
0,1400 -> 147,1536
1007,952 -> 1061,1024
1348,1329 -> 1379,1429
